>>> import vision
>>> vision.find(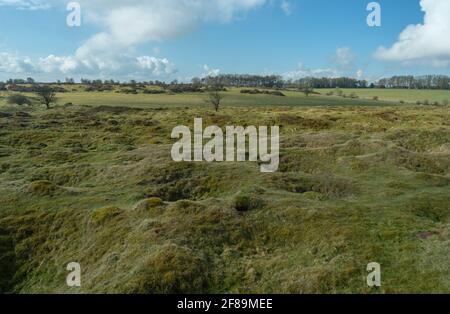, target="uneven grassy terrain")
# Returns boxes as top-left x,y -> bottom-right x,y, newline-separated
0,91 -> 449,293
